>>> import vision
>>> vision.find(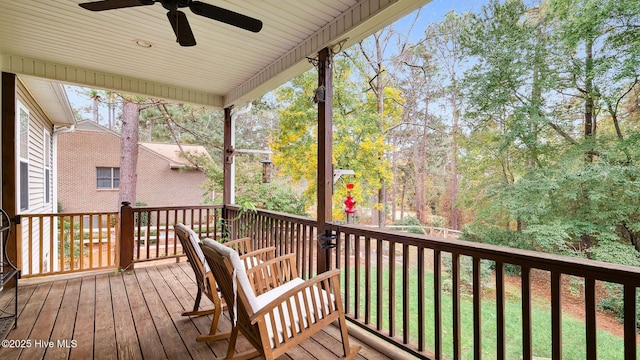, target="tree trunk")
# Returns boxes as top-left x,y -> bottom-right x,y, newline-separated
581,38 -> 595,253
414,131 -> 427,223
378,187 -> 385,227
93,101 -> 99,124
584,38 -> 595,159
391,135 -> 398,223
400,183 -> 406,220
448,86 -> 460,230
107,91 -> 115,130
118,99 -> 140,206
